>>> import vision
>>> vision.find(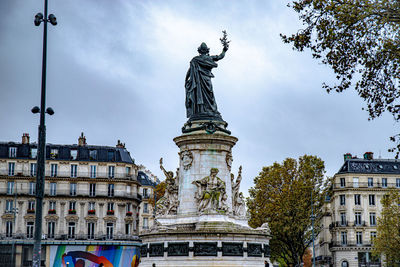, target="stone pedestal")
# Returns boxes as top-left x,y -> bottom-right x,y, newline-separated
139,121 -> 270,266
